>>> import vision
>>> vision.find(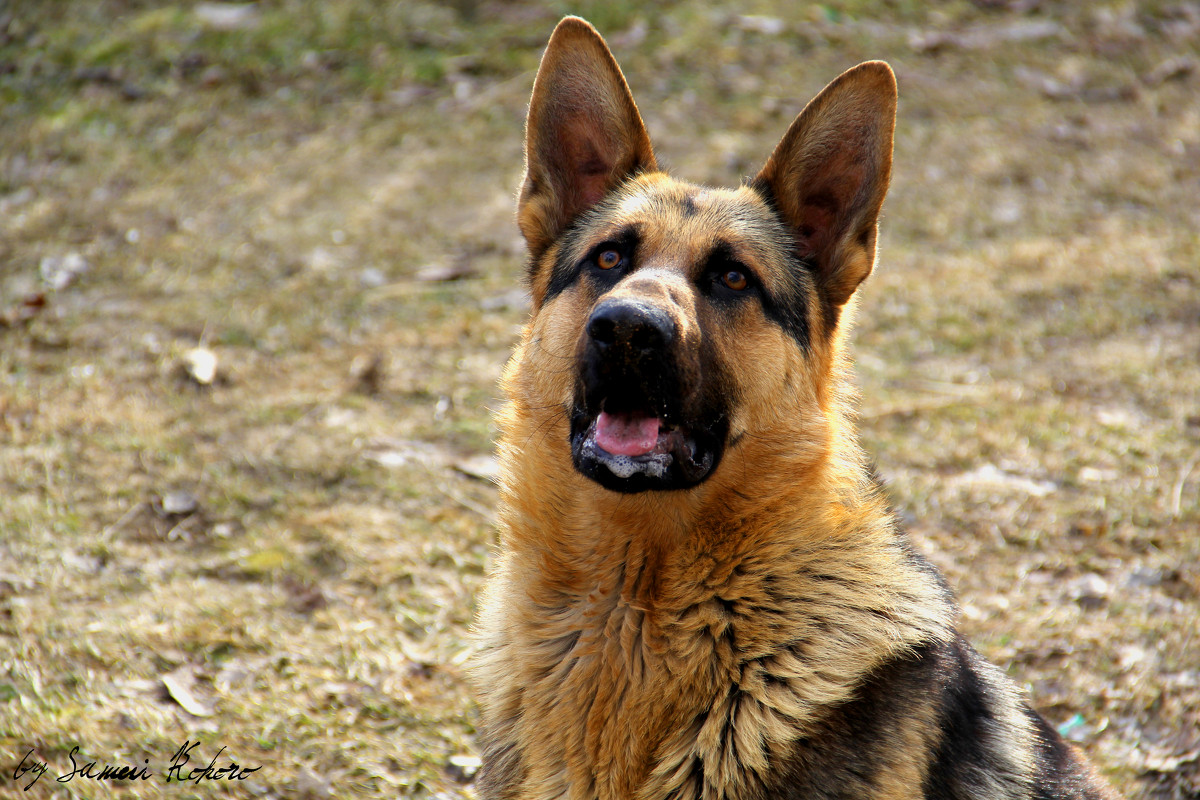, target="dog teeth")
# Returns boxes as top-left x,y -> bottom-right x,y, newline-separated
583,437 -> 672,478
